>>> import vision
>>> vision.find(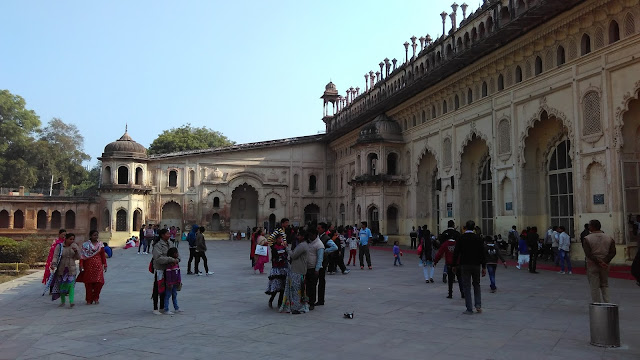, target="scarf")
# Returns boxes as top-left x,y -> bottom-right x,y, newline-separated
42,237 -> 65,284
81,240 -> 103,259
